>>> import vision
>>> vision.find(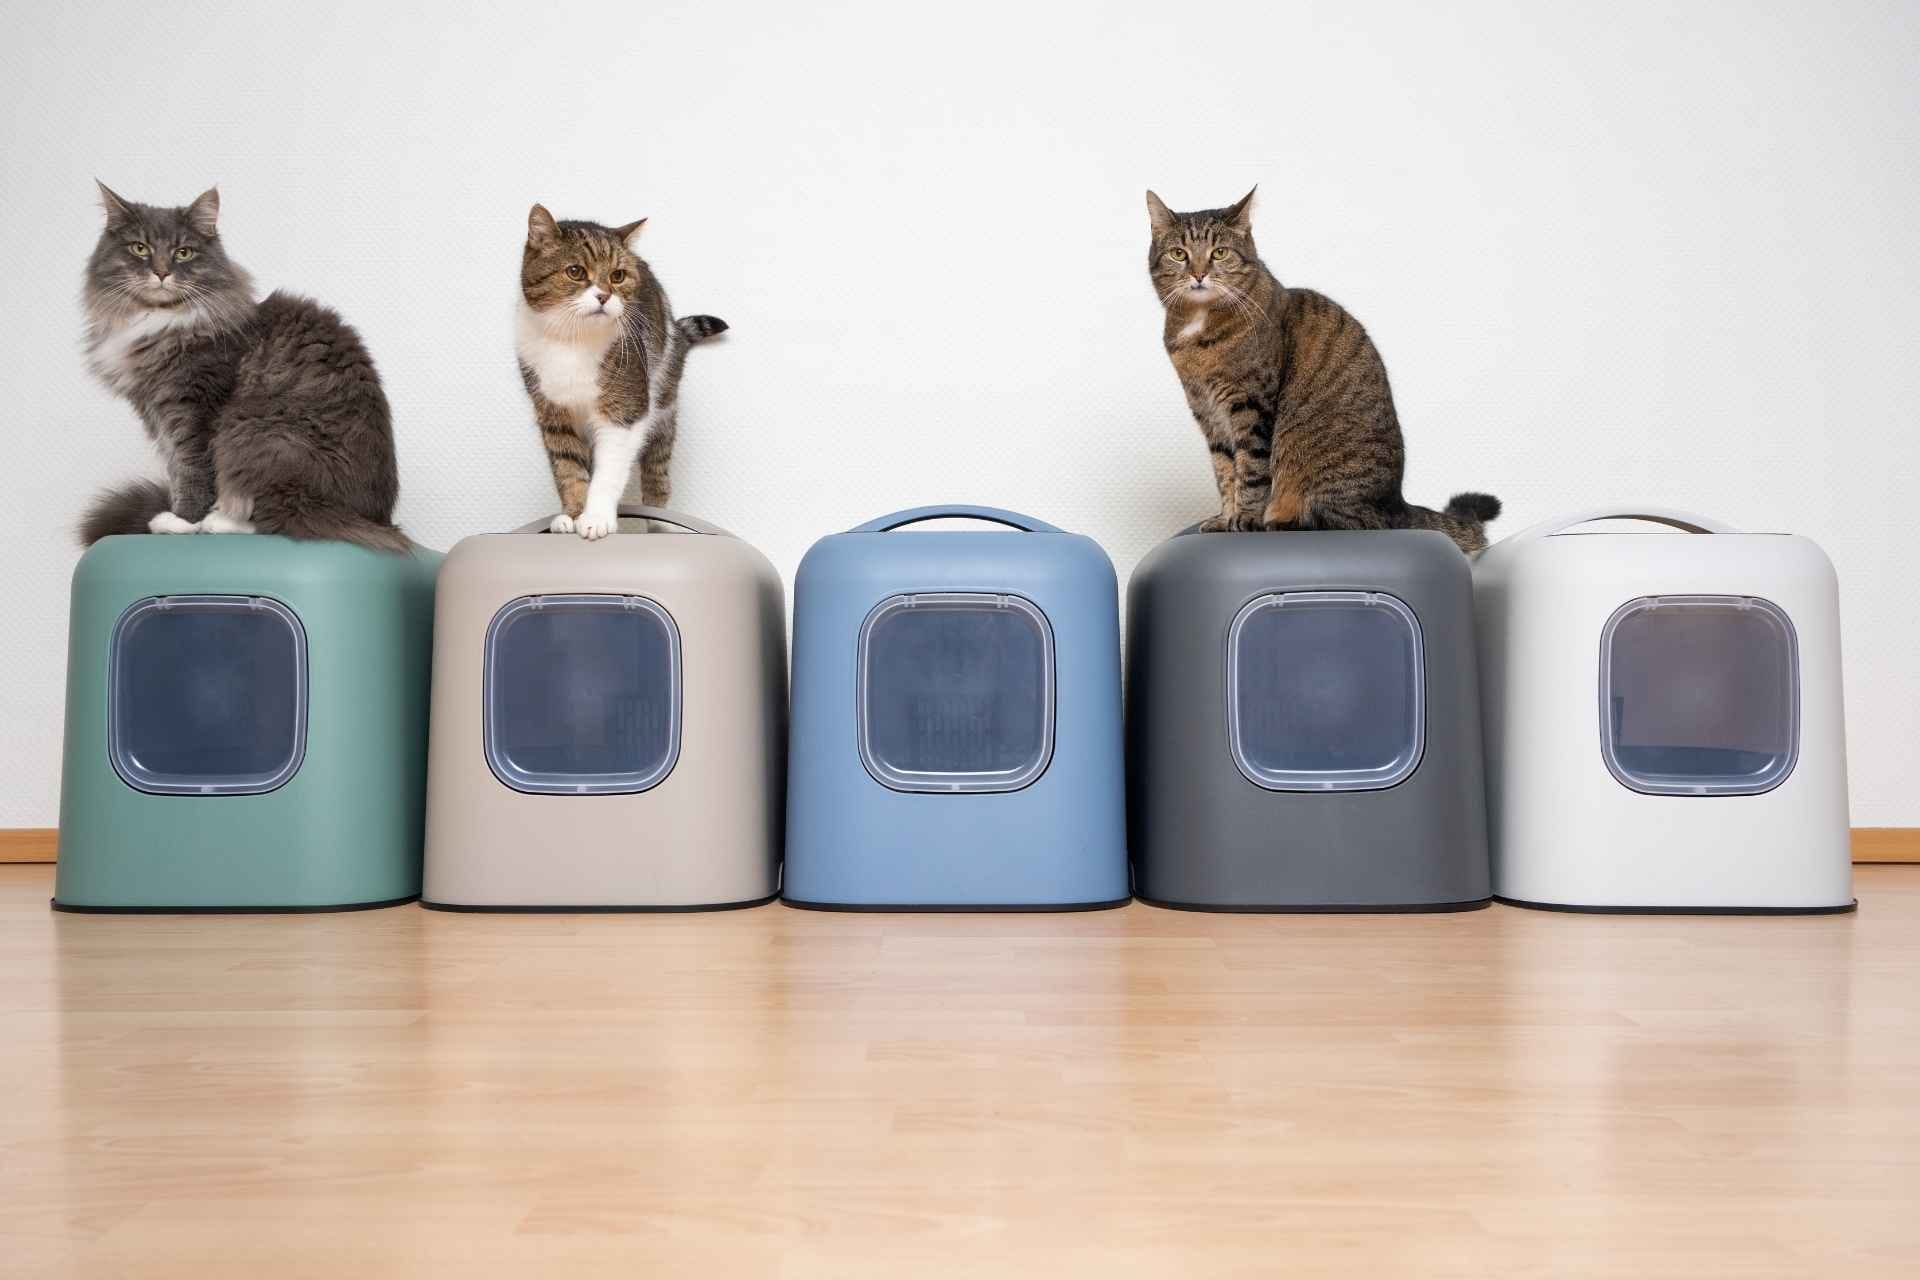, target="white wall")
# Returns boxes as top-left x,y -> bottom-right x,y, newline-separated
2,0 -> 1915,826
